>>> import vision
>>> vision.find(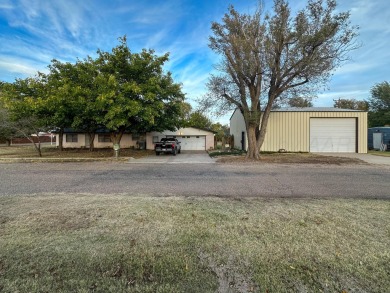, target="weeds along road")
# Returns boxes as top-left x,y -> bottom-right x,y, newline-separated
0,162 -> 389,198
